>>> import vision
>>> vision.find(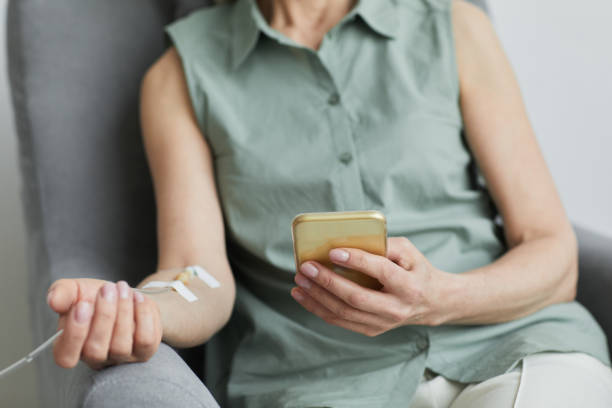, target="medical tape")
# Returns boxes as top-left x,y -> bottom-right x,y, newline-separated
186,265 -> 221,288
142,280 -> 198,302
